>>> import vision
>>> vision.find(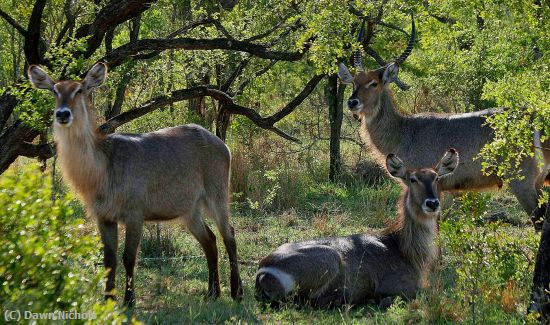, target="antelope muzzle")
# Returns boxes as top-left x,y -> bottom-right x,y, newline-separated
55,107 -> 73,125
